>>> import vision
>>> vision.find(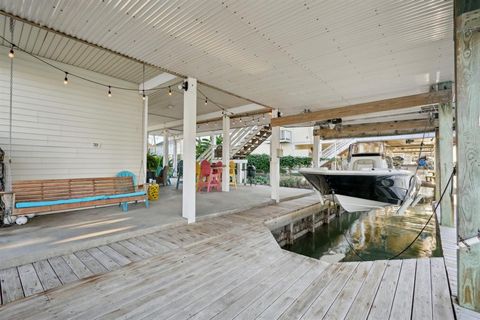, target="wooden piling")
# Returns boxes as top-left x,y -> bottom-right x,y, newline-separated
455,0 -> 480,311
